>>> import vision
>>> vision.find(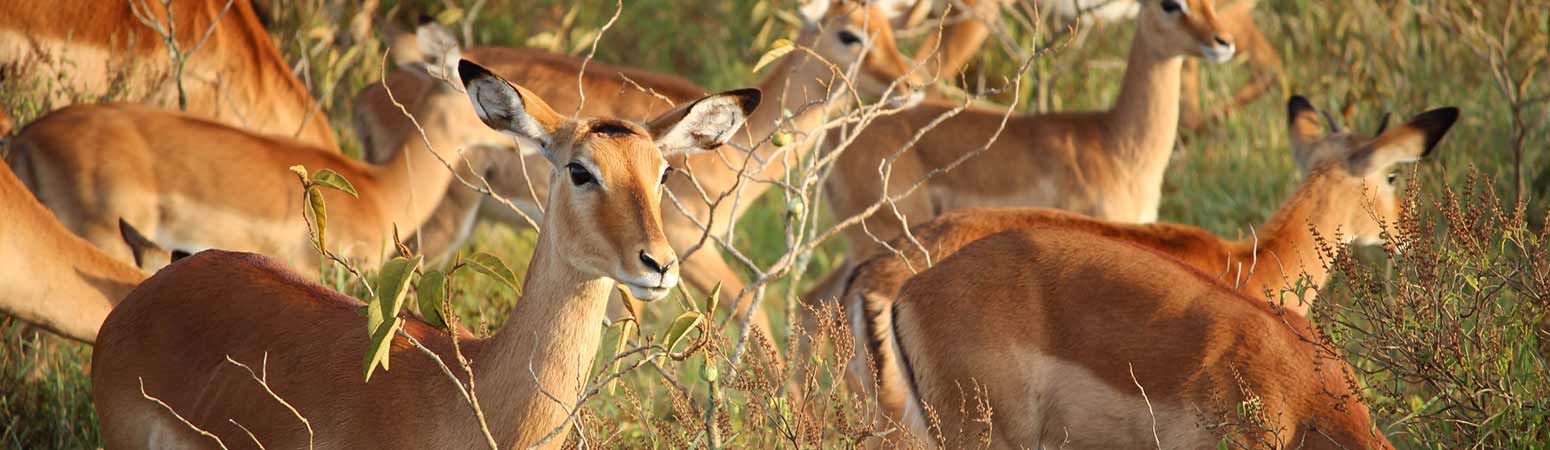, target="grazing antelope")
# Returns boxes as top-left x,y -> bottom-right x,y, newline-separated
91,61 -> 759,449
0,0 -> 338,149
887,0 -> 1280,130
4,57 -> 511,274
823,0 -> 1236,266
841,97 -> 1459,438
354,0 -> 926,337
882,227 -> 1397,449
0,163 -> 143,344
